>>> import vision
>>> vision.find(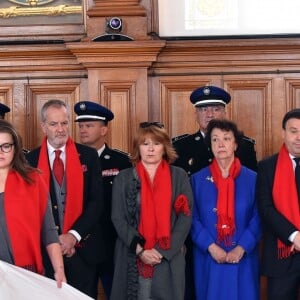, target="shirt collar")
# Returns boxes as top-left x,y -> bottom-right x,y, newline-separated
47,140 -> 66,156
98,144 -> 106,157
